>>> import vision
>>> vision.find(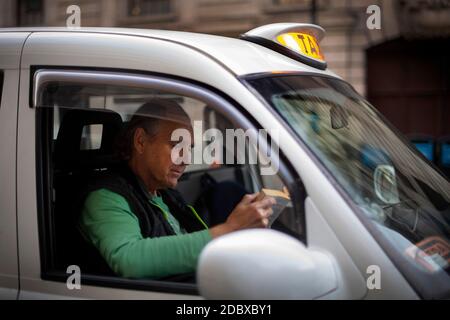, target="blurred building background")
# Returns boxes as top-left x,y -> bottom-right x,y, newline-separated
1,0 -> 449,171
